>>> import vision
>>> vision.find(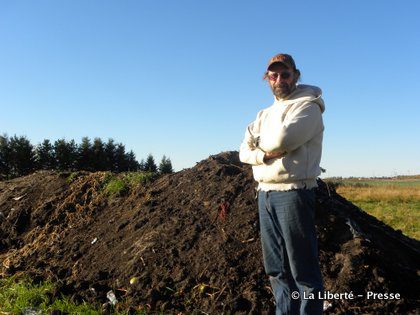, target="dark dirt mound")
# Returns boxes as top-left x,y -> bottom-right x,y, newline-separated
0,151 -> 419,314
